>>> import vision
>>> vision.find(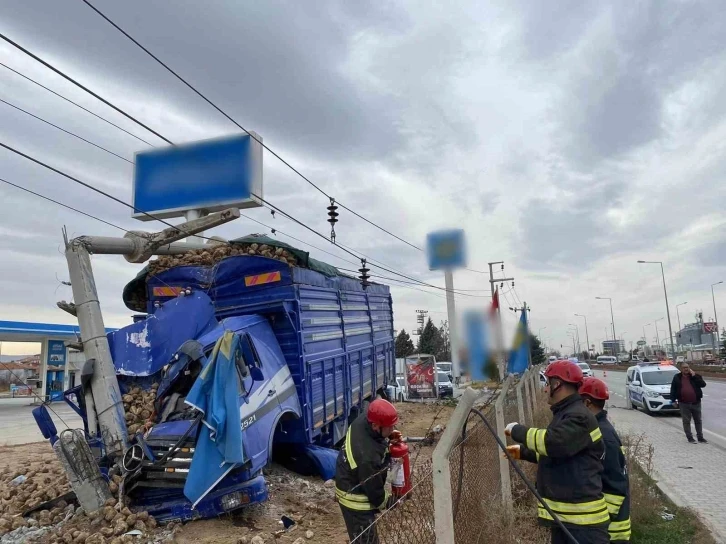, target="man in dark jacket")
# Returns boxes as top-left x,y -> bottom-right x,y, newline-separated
335,399 -> 397,543
670,363 -> 707,443
505,360 -> 609,544
580,377 -> 631,541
